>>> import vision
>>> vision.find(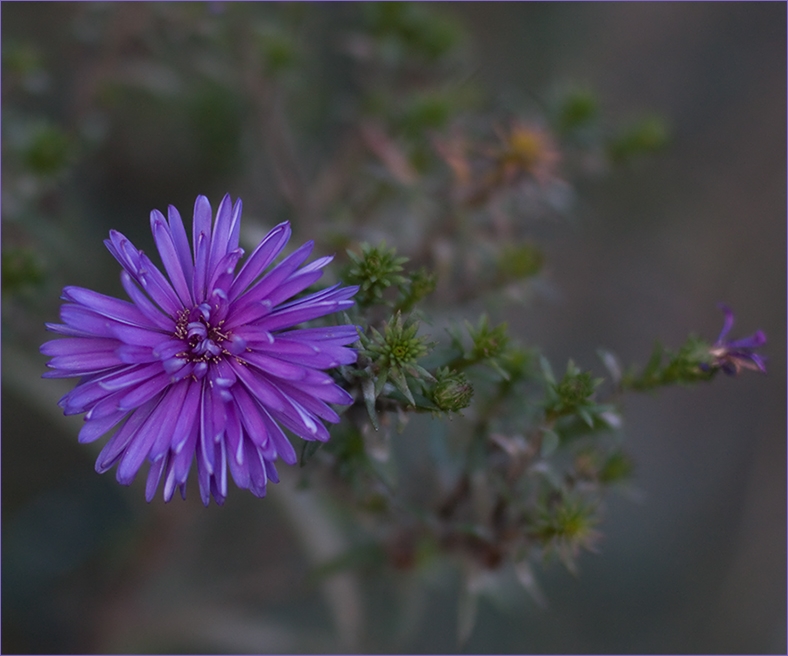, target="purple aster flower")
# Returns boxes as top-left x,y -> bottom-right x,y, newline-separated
707,303 -> 767,376
41,195 -> 359,506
